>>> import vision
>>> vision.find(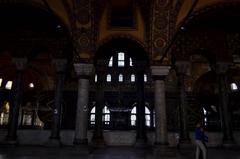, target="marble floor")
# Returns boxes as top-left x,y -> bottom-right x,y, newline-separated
0,146 -> 239,159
